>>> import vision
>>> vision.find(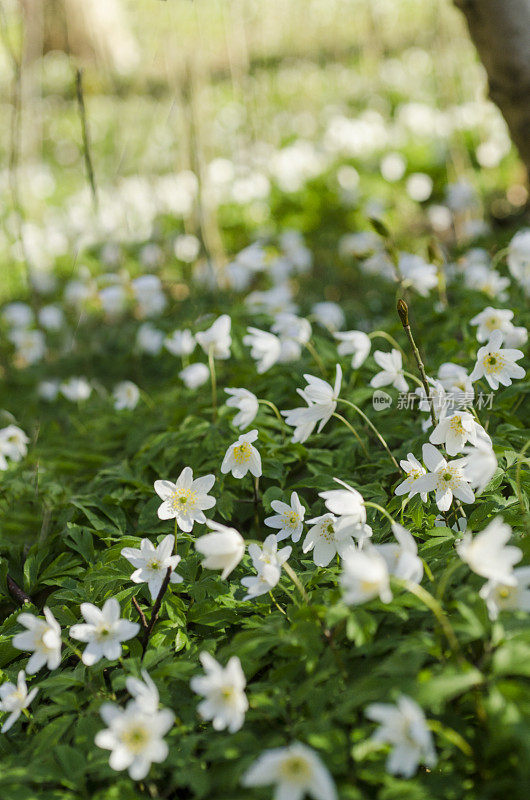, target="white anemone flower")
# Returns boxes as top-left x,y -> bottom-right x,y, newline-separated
190,652 -> 248,733
469,330 -> 525,390
60,377 -> 92,402
469,307 -> 516,342
241,535 -> 291,600
12,607 -> 62,674
479,567 -> 530,621
195,520 -> 246,579
370,350 -> 408,392
95,700 -> 174,780
125,670 -> 160,714
303,513 -> 358,567
429,410 -> 490,456
461,441 -> 498,495
121,535 -> 183,600
365,695 -> 437,777
334,330 -> 371,368
312,301 -> 345,331
154,467 -> 216,531
70,598 -> 139,666
340,544 -> 392,605
265,491 -> 305,542
195,314 -> 232,359
179,362 -> 209,389
414,443 -> 474,511
0,671 -> 39,733
243,327 -> 282,373
0,425 -> 29,463
221,430 -> 262,479
224,388 -> 259,430
319,478 -> 366,526
394,453 -> 428,502
281,365 -> 342,443
456,517 -> 522,585
242,742 -> 337,800
375,523 -> 423,584
164,329 -> 195,357
113,381 -> 140,411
